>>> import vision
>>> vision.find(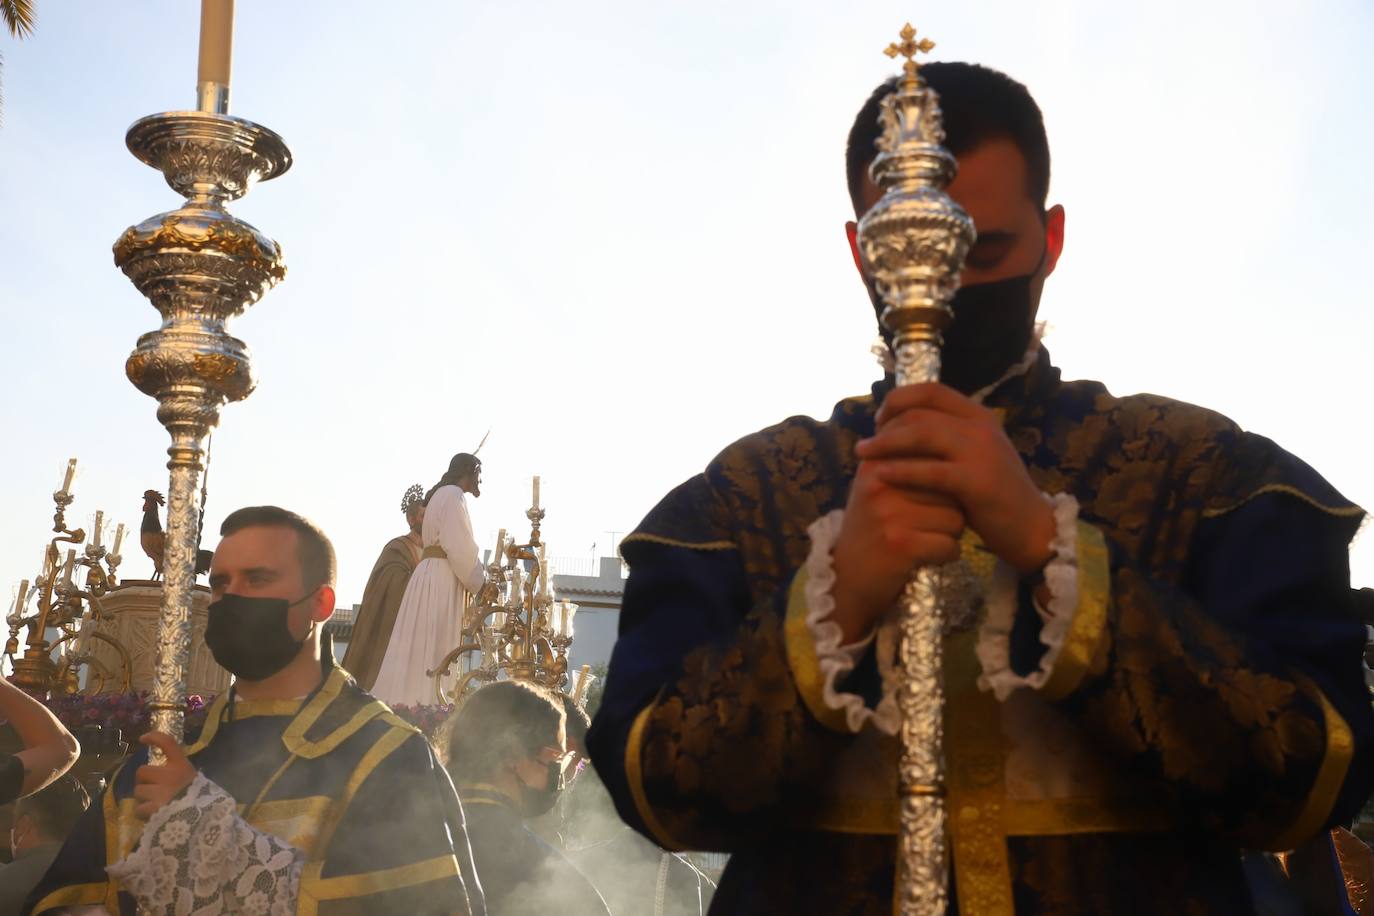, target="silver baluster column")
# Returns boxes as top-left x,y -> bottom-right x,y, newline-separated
114,12 -> 290,757
855,25 -> 975,914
